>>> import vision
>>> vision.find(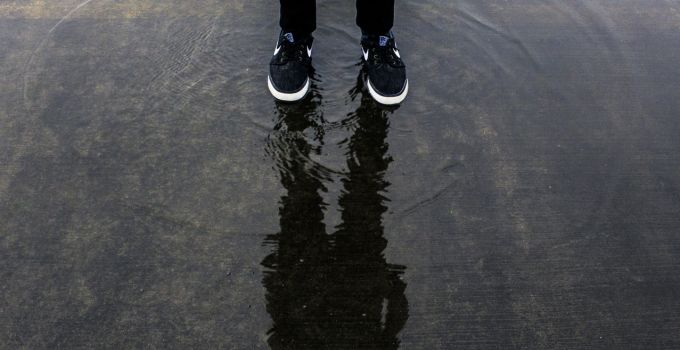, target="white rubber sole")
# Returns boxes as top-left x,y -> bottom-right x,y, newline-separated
267,75 -> 310,102
366,78 -> 409,105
